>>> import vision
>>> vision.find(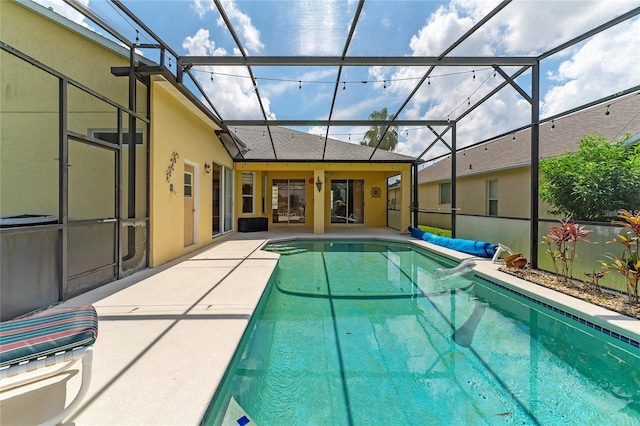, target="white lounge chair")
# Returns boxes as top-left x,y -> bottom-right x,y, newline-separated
0,305 -> 98,426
